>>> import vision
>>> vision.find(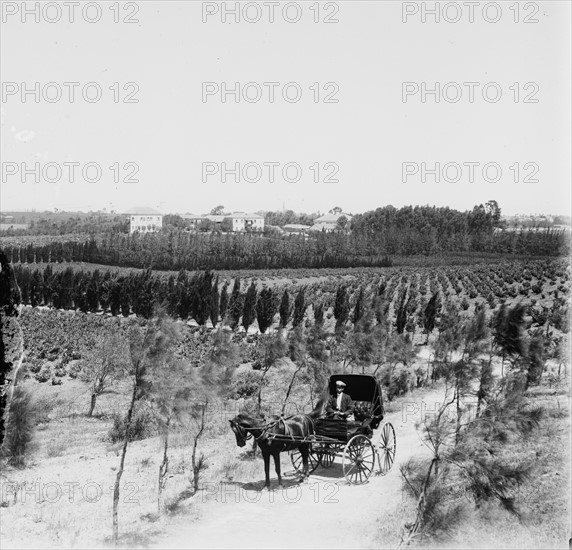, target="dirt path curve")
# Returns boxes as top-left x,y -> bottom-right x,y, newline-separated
153,385 -> 444,549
